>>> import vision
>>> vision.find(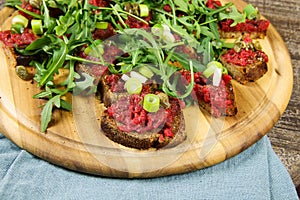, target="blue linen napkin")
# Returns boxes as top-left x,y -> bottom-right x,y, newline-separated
0,133 -> 297,200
